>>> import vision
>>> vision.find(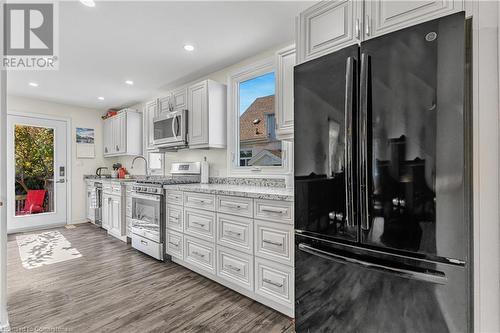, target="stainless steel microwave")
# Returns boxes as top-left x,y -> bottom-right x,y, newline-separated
152,109 -> 187,148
